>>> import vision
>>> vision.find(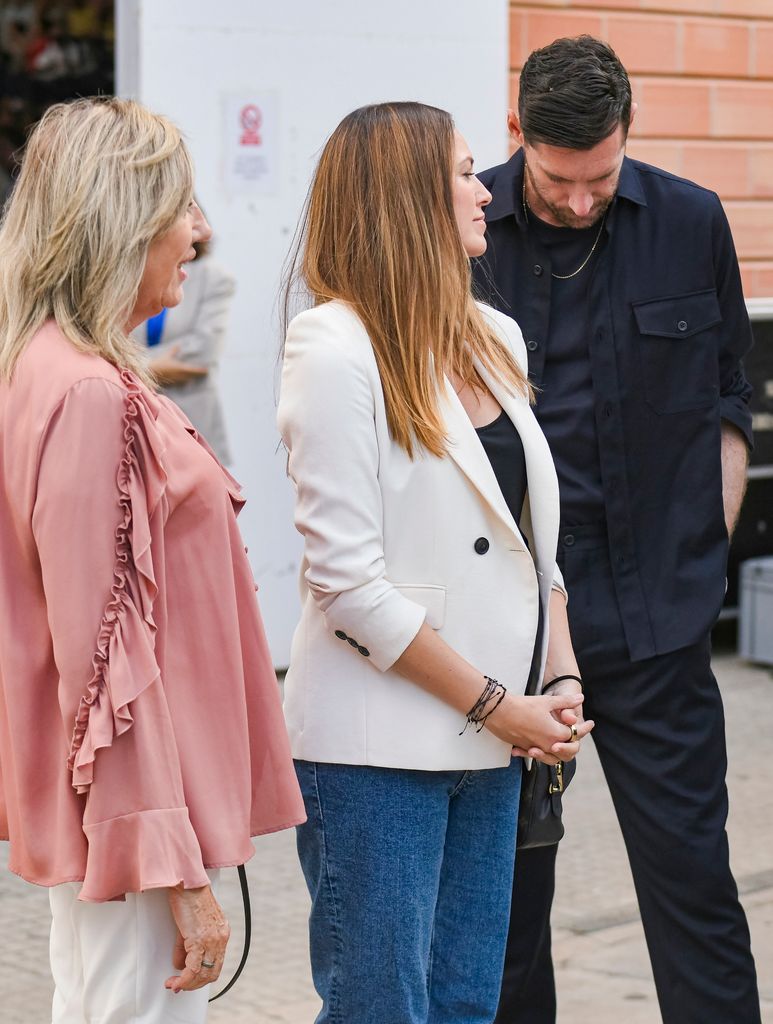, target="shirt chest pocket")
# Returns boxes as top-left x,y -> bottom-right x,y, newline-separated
632,289 -> 722,415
